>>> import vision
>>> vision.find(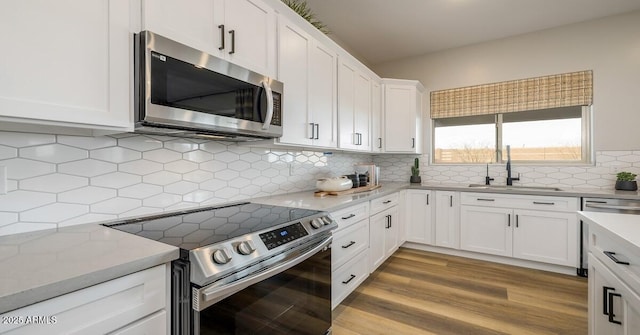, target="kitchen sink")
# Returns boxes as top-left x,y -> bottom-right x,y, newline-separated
467,184 -> 563,191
